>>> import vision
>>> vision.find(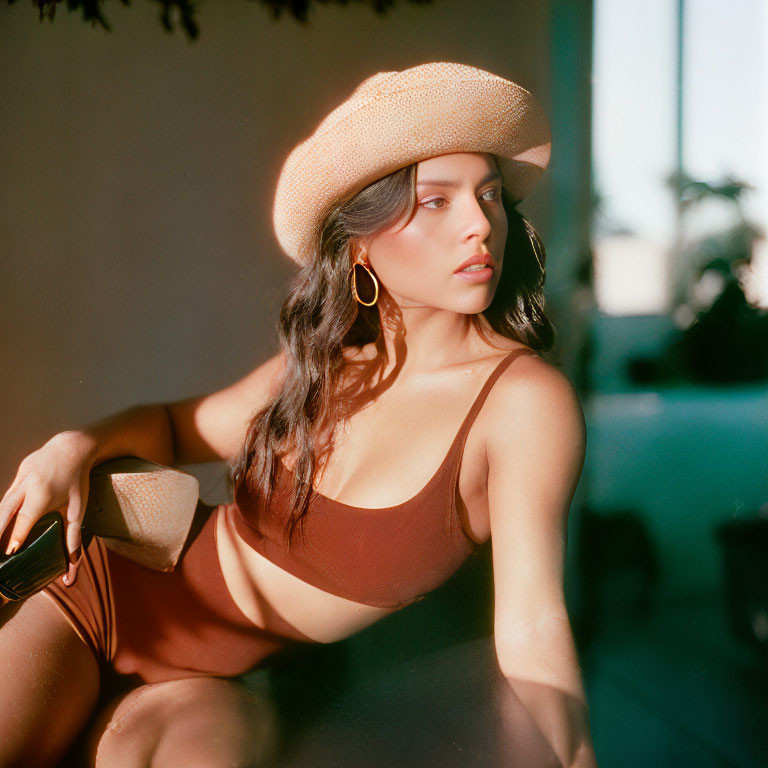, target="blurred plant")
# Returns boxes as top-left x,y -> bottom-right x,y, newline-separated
667,171 -> 760,311
8,0 -> 434,40
665,171 -> 768,383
